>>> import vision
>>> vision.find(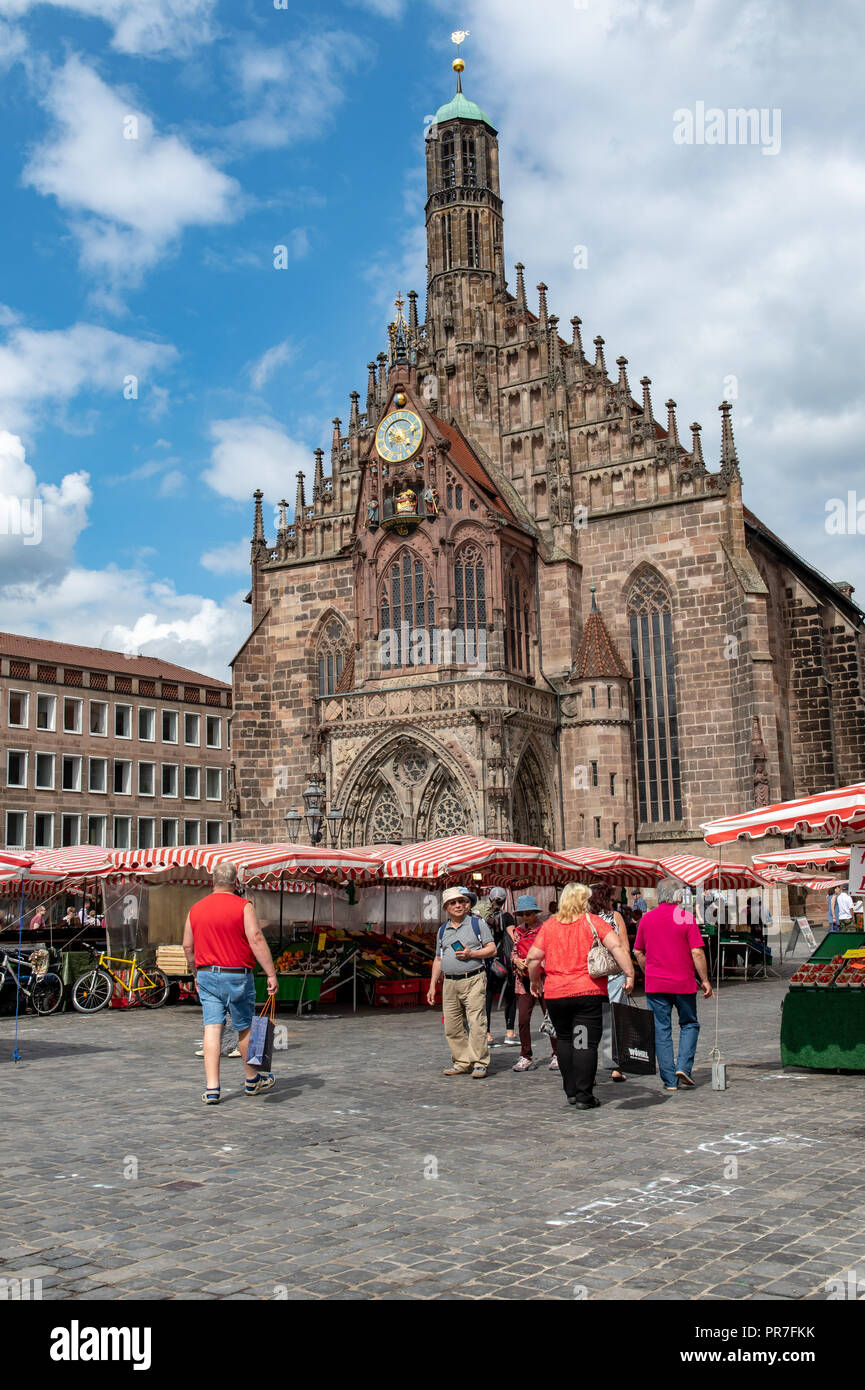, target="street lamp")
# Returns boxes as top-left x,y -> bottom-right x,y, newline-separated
326,807 -> 344,848
284,807 -> 302,844
302,776 -> 324,845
